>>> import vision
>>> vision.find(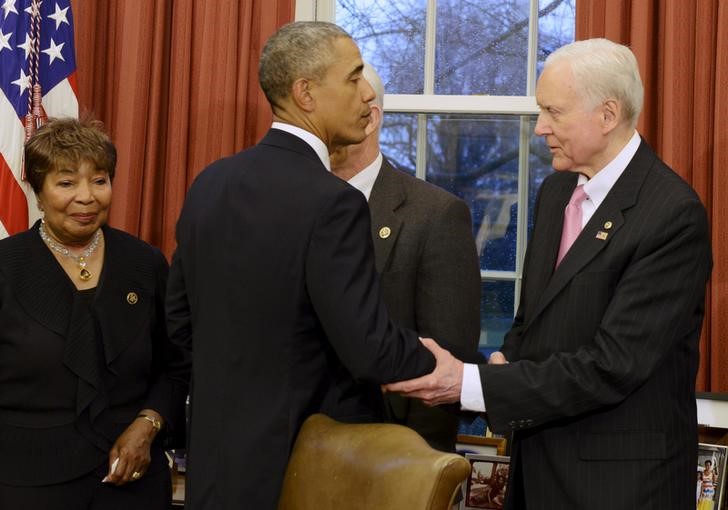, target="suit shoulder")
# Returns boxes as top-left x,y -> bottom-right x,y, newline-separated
646,159 -> 703,203
0,227 -> 35,252
0,228 -> 36,272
